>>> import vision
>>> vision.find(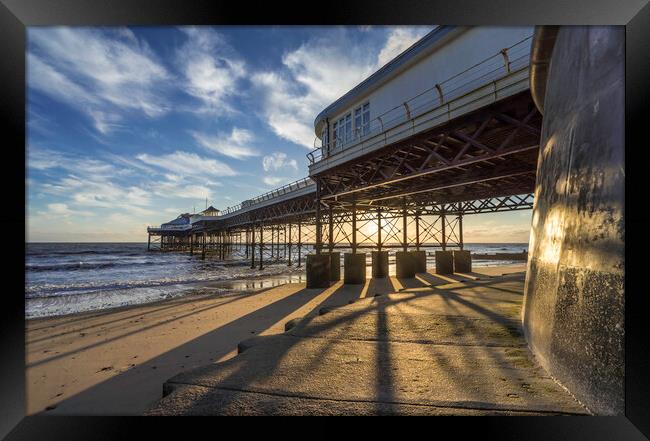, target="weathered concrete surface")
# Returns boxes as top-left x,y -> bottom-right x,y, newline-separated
523,26 -> 624,415
395,251 -> 415,278
453,250 -> 472,273
410,250 -> 427,273
343,253 -> 366,285
148,273 -> 587,416
435,251 -> 454,274
371,251 -> 389,278
328,252 -> 341,281
306,254 -> 331,288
